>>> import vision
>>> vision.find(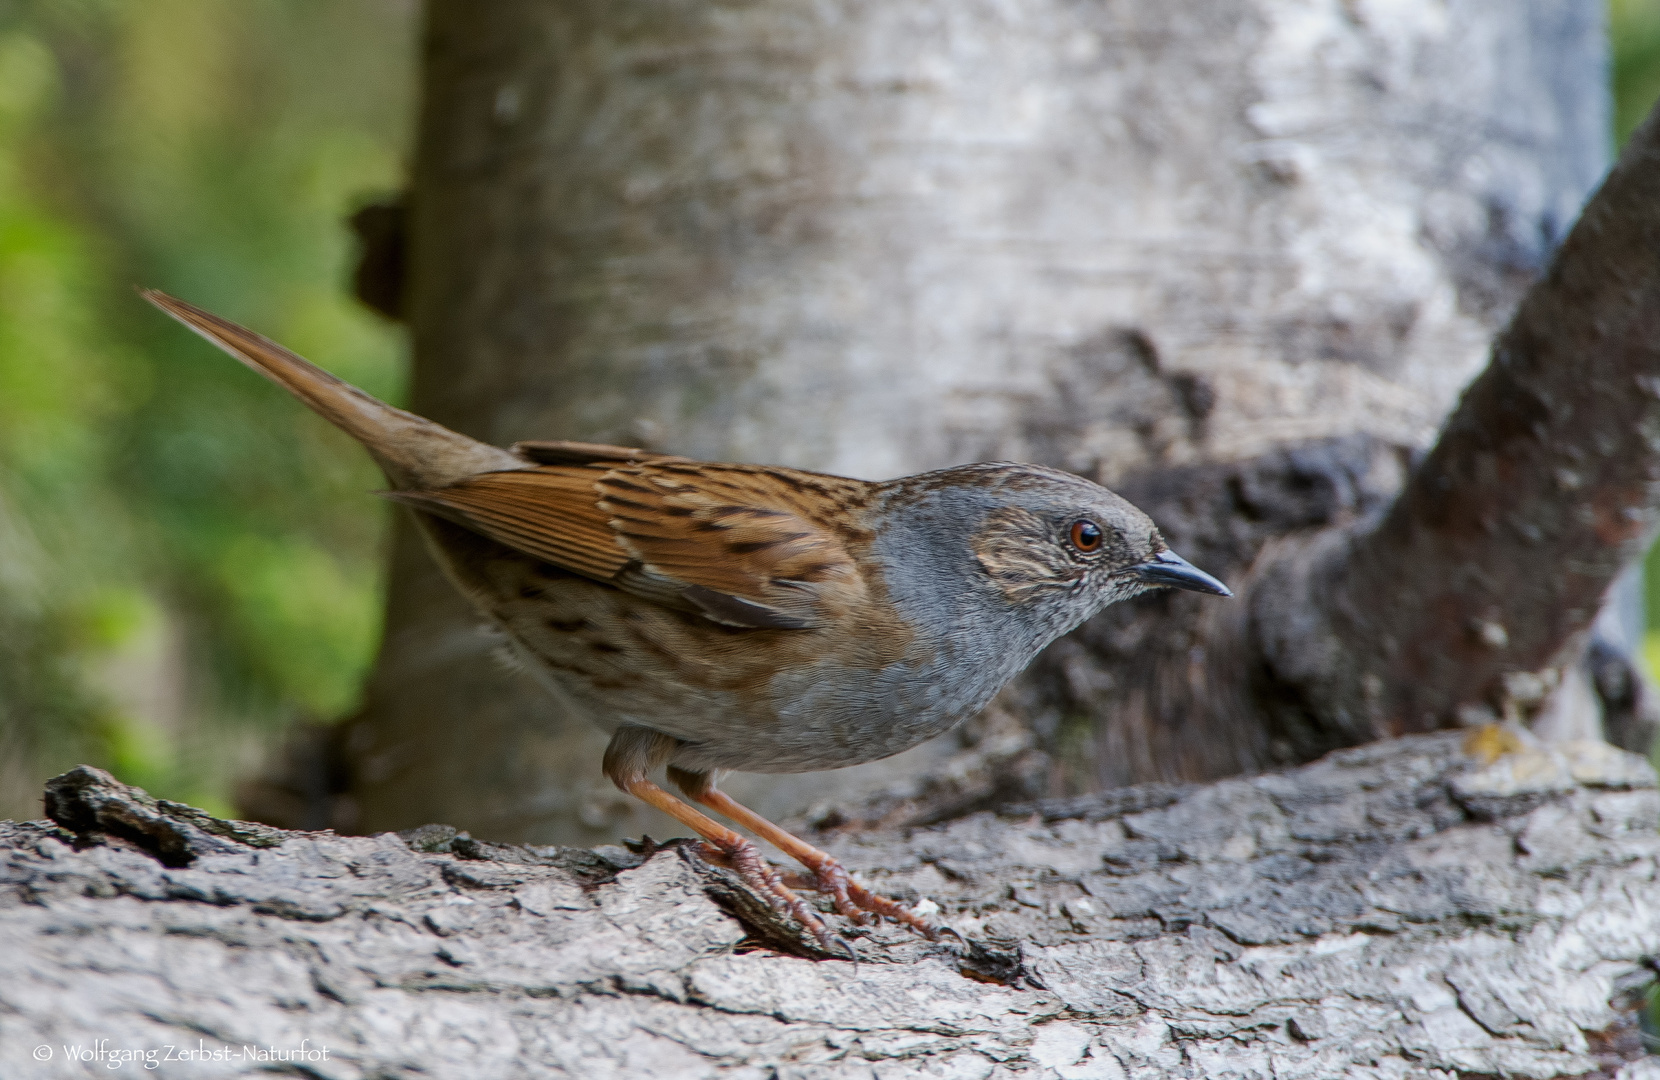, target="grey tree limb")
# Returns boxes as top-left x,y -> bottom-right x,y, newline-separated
1251,96 -> 1660,758
7,734 -> 1658,1078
